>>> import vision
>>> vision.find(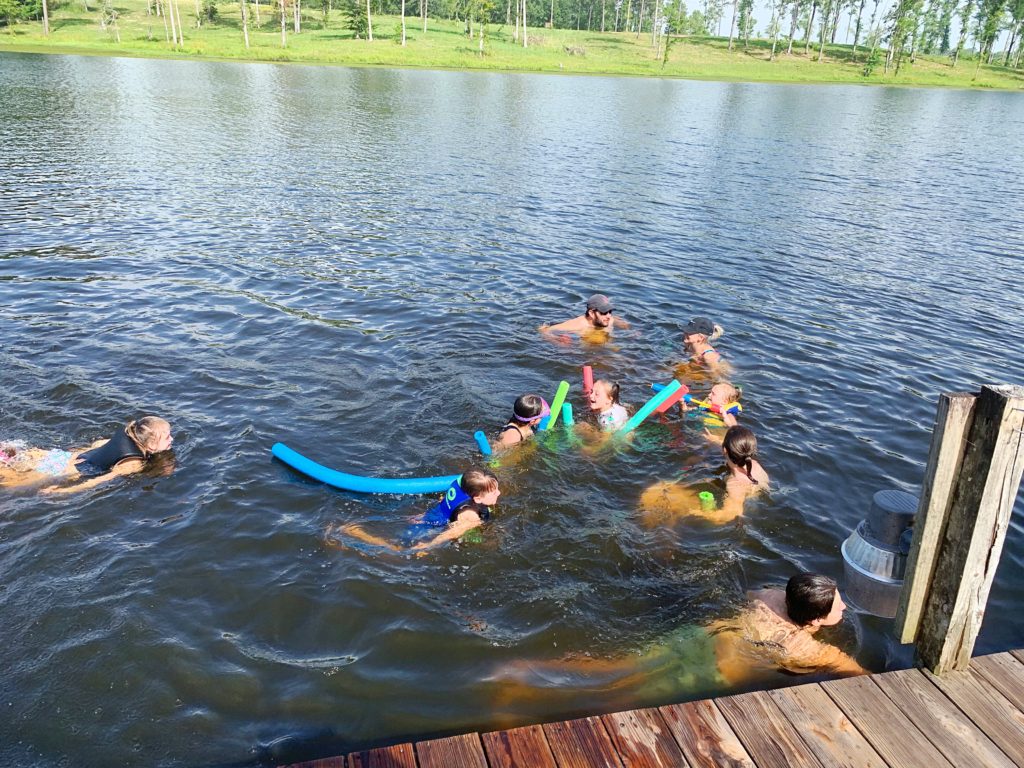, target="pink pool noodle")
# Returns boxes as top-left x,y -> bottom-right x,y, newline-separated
654,383 -> 690,413
582,365 -> 594,396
